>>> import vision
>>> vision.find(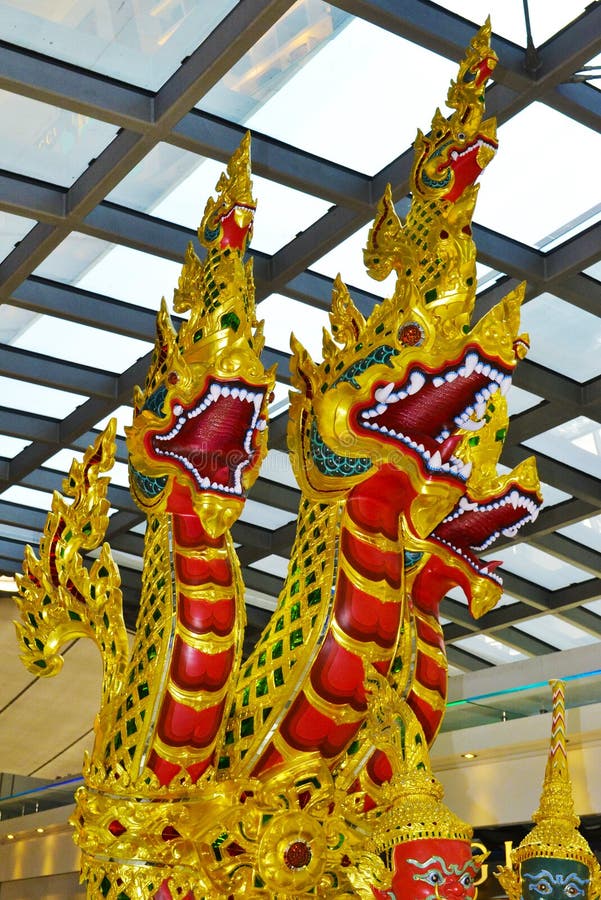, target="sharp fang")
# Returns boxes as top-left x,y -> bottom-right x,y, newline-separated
430,450 -> 442,469
407,372 -> 426,395
461,353 -> 479,377
461,460 -> 472,479
375,382 -> 395,403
